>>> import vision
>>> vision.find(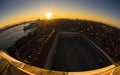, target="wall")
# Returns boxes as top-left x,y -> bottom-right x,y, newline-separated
44,33 -> 59,69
